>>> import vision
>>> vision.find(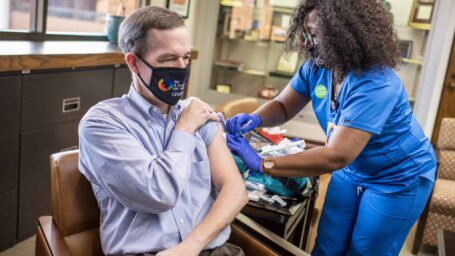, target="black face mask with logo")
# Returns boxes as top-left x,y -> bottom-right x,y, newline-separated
136,55 -> 190,106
